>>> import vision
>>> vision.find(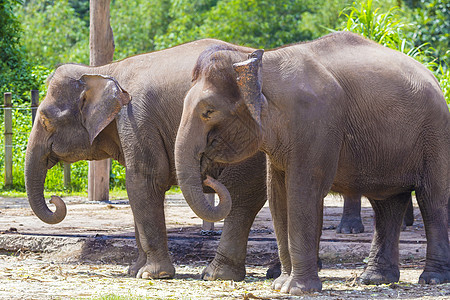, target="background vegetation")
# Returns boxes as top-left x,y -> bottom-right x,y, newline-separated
0,0 -> 448,195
